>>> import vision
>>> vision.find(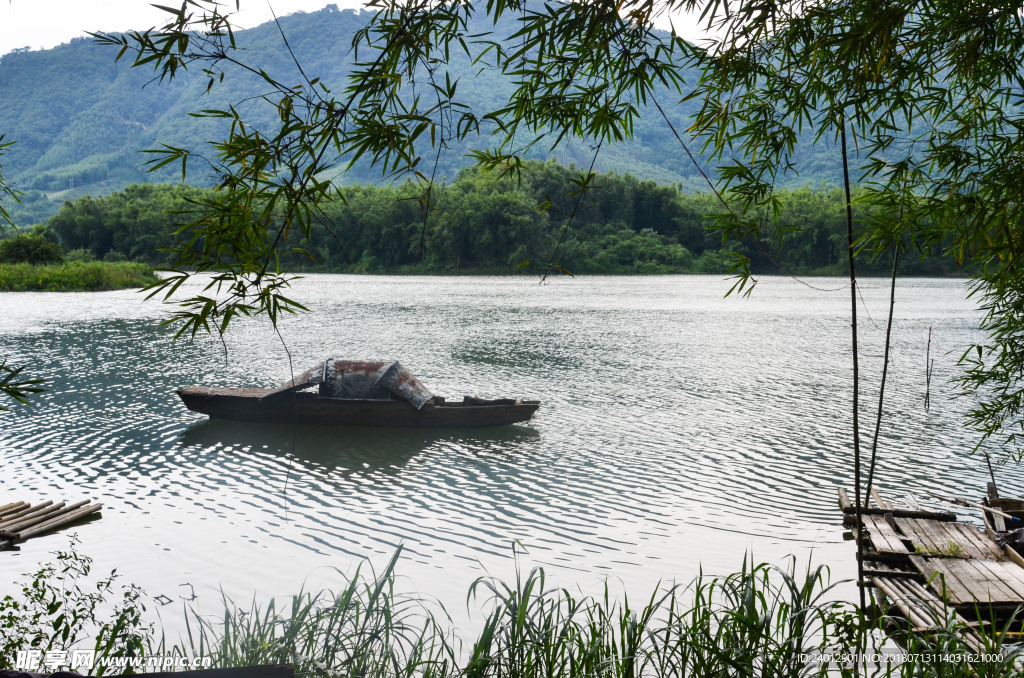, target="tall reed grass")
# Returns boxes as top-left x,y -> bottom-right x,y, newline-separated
155,549 -> 1020,678
160,549 -> 456,678
5,542 -> 1020,676
0,261 -> 158,291
464,555 -> 857,678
